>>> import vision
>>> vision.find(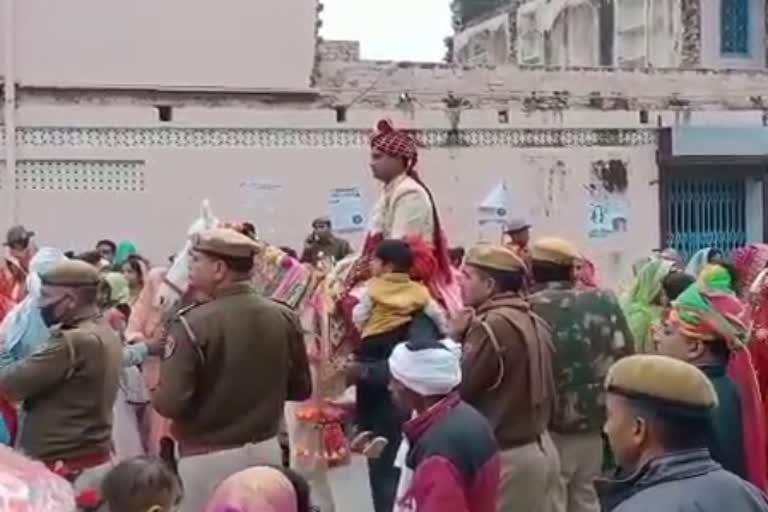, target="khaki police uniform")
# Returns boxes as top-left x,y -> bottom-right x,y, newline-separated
152,228 -> 312,512
0,259 -> 122,488
459,243 -> 560,512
